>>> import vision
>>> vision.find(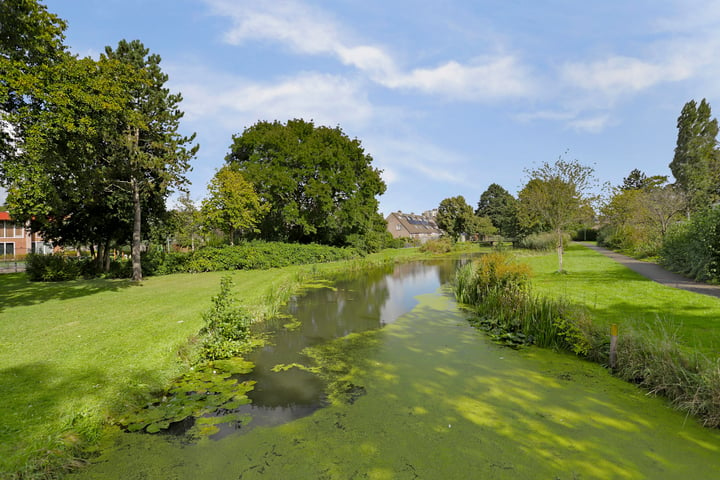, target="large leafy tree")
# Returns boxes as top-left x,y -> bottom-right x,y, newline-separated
201,165 -> 268,245
0,0 -> 68,197
4,55 -> 139,269
669,99 -> 720,210
476,183 -> 520,238
518,158 -> 597,272
436,195 -> 474,241
3,39 -> 197,281
226,119 -> 386,247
